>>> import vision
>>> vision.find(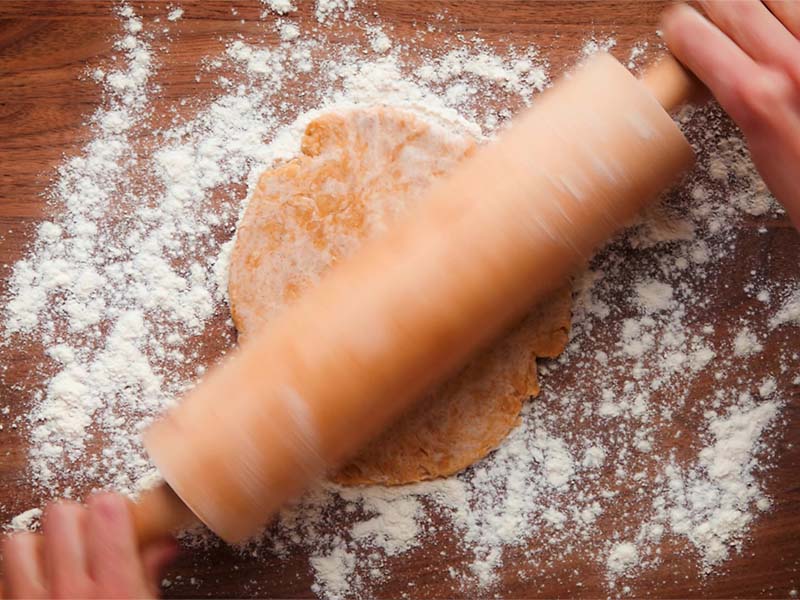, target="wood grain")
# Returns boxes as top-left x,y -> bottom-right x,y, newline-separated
0,1 -> 798,598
